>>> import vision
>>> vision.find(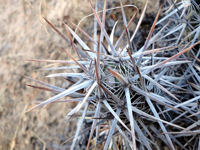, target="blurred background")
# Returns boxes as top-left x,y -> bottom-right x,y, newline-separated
0,0 -> 159,149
